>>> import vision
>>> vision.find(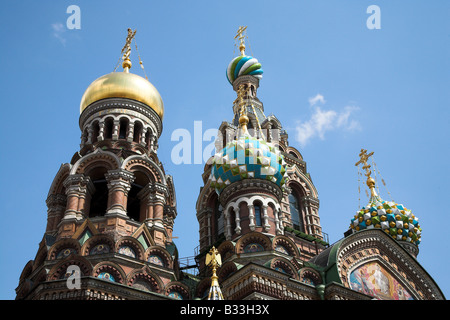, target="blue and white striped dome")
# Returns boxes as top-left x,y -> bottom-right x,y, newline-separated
226,55 -> 263,85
